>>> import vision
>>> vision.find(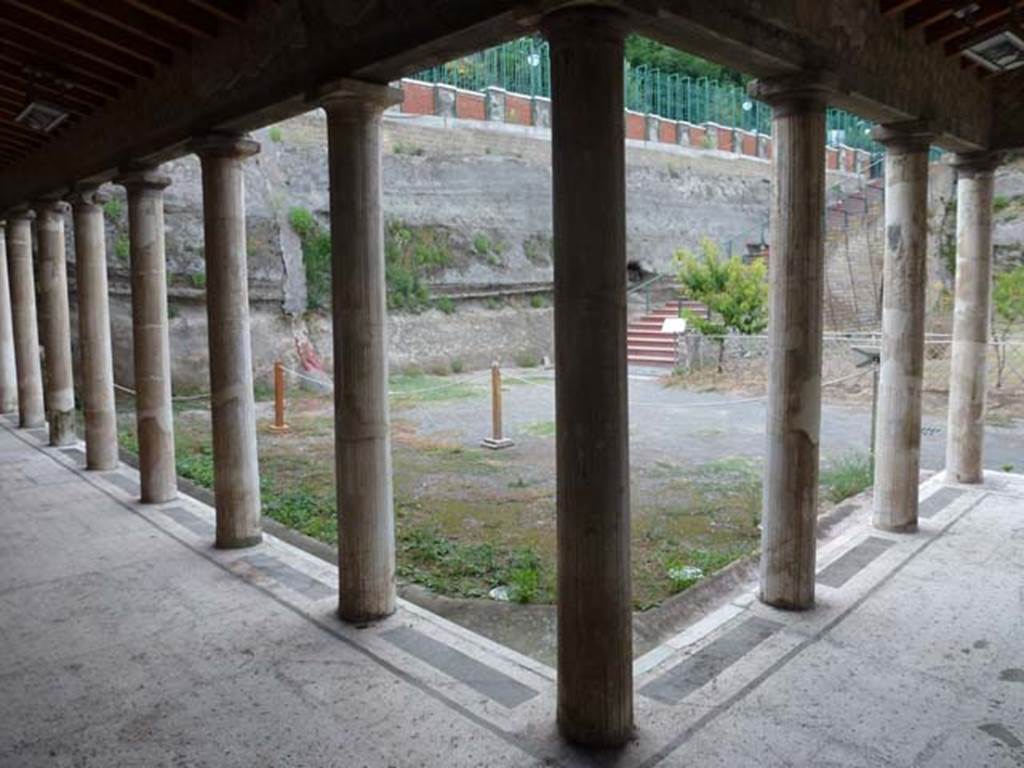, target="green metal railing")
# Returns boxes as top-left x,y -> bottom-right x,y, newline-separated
412,38 -> 884,153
